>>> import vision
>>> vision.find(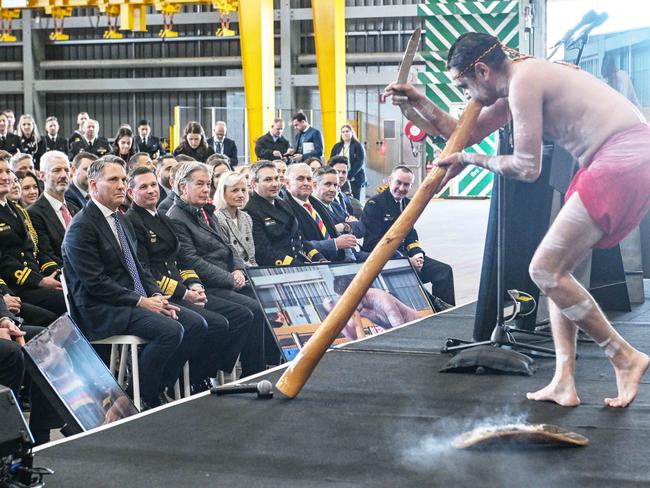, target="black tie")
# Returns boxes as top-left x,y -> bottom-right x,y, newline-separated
216,141 -> 222,154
